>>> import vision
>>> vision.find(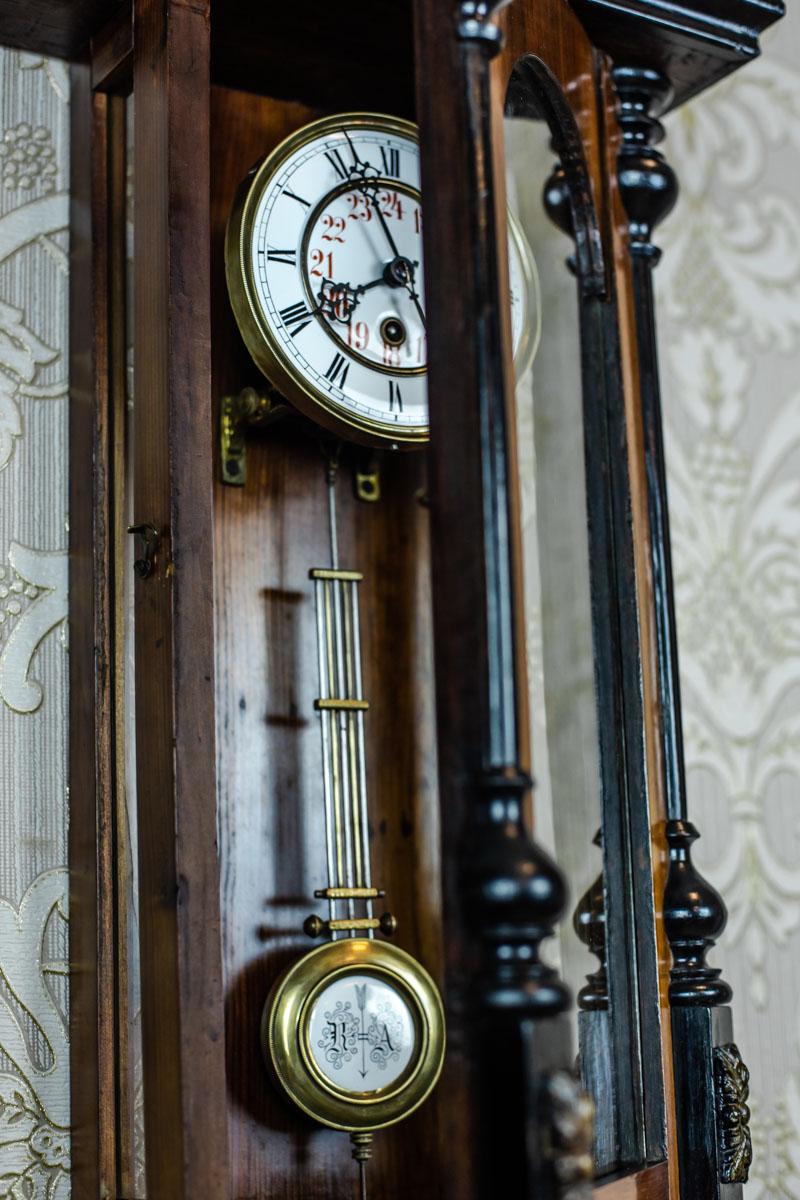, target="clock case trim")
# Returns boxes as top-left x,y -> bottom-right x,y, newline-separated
225,110 -> 429,448
2,0 -> 783,114
569,0 -> 784,110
